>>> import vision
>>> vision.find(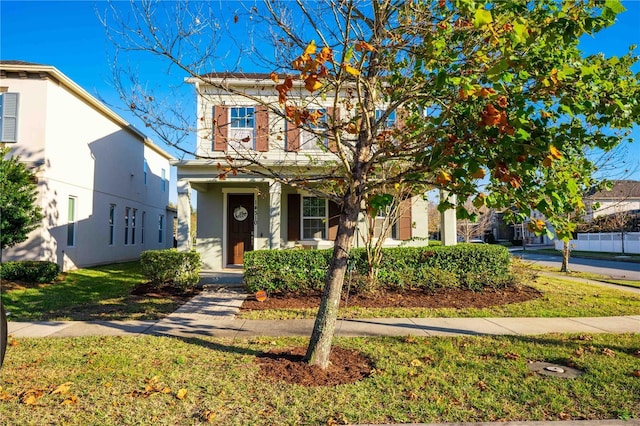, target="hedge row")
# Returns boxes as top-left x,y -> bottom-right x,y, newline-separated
140,249 -> 201,289
0,261 -> 60,283
244,244 -> 513,294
